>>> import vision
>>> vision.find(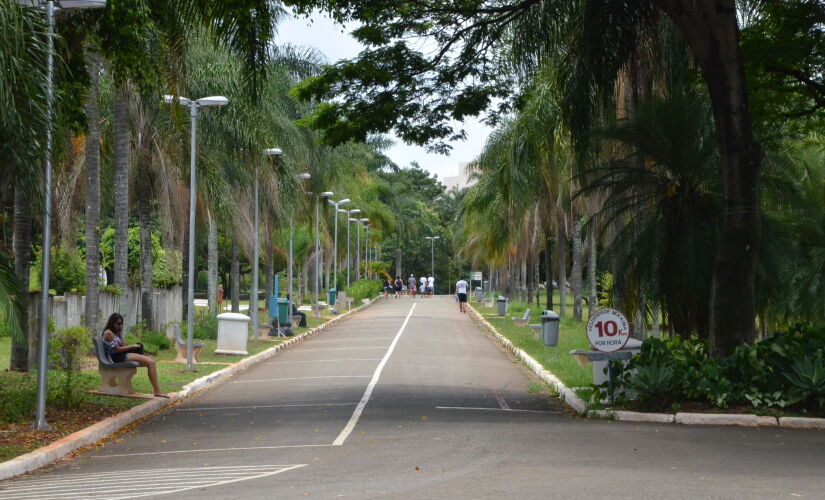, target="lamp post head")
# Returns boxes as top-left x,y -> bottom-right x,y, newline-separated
18,1 -> 108,9
348,218 -> 358,222
162,94 -> 191,106
319,191 -> 334,198
337,208 -> 348,213
360,218 -> 369,223
298,173 -> 311,180
263,148 -> 282,156
350,208 -> 361,214
195,96 -> 229,107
